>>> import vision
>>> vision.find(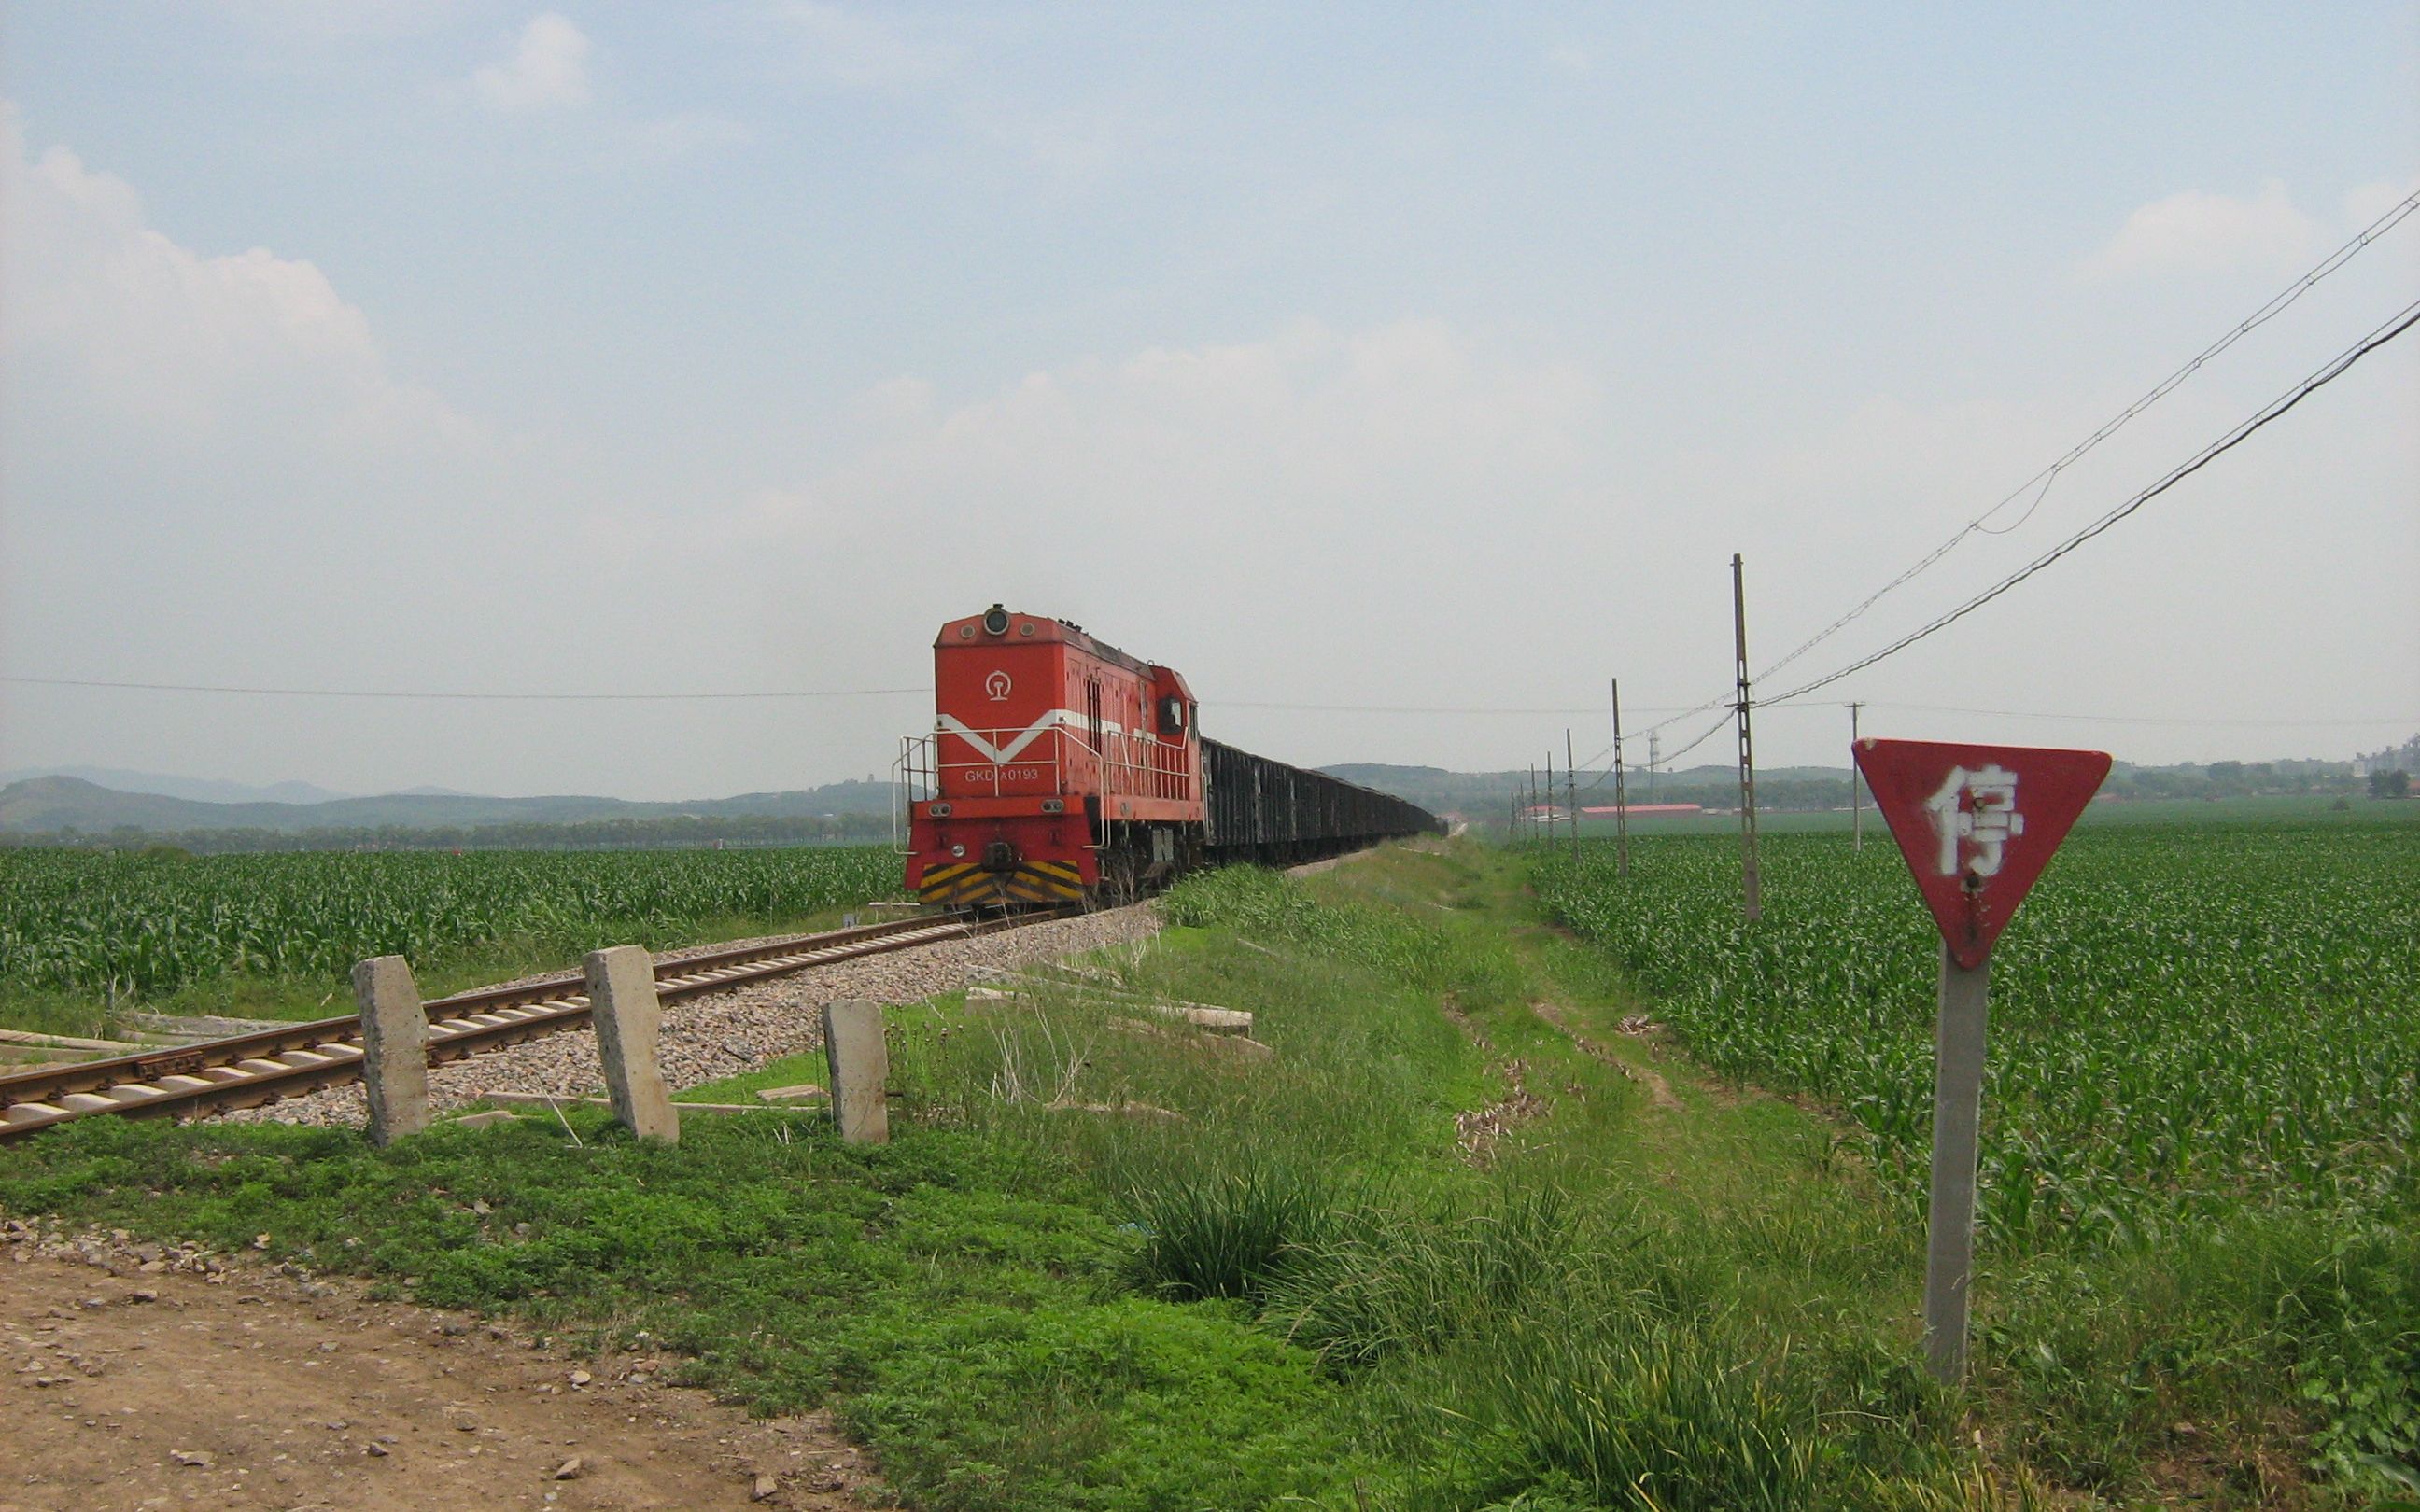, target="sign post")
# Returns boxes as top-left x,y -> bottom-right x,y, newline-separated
1921,939 -> 1990,1382
1852,737 -> 2110,1383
